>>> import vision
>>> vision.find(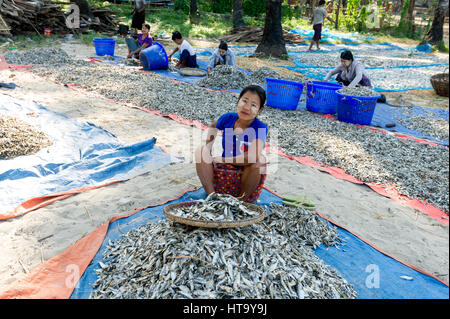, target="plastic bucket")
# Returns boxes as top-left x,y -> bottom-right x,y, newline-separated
266,77 -> 305,110
93,38 -> 115,56
306,80 -> 342,114
139,42 -> 169,71
336,91 -> 381,125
